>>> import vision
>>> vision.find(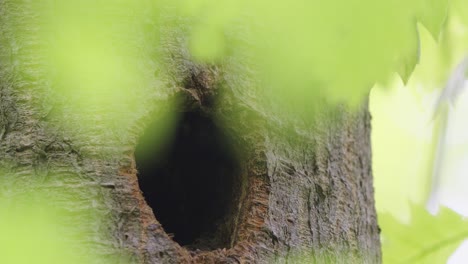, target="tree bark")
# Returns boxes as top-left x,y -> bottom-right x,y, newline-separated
0,1 -> 381,263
